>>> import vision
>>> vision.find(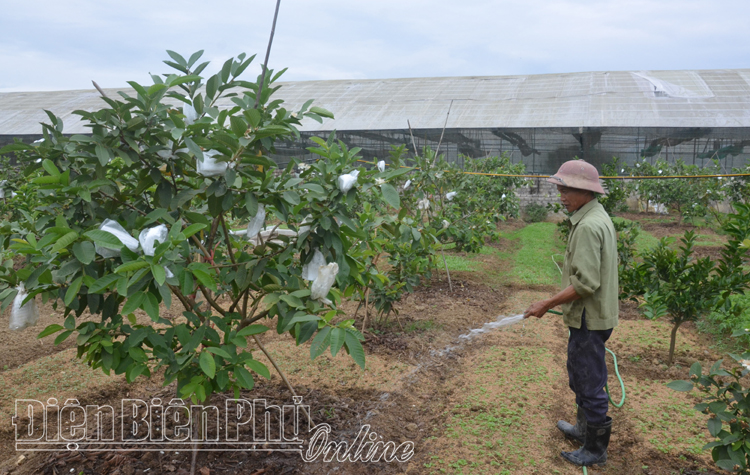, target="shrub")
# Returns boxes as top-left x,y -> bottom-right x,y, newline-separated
599,157 -> 632,215
523,203 -> 548,223
630,158 -> 723,223
668,354 -> 750,474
